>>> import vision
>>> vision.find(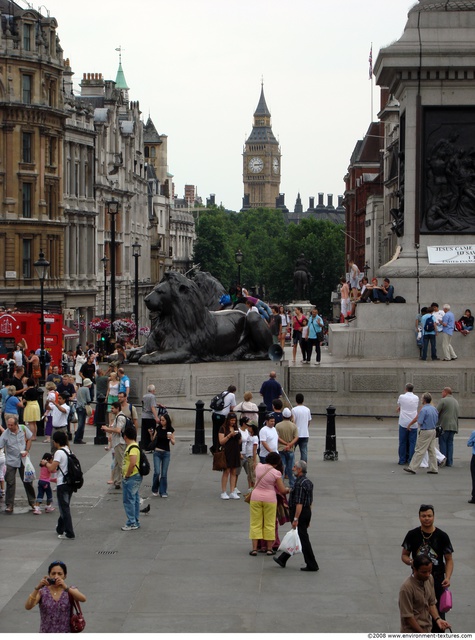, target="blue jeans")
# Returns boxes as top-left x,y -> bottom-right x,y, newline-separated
279,450 -> 295,487
422,334 -> 437,360
152,450 -> 171,495
438,430 -> 455,466
297,438 -> 308,463
122,474 -> 142,526
398,426 -> 418,464
57,484 -> 74,538
37,479 -> 53,505
74,407 -> 86,442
